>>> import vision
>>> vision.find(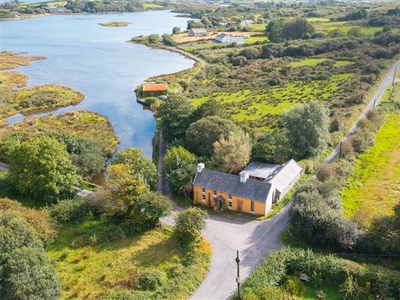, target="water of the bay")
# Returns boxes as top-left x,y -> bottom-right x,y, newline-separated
1,11 -> 194,157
